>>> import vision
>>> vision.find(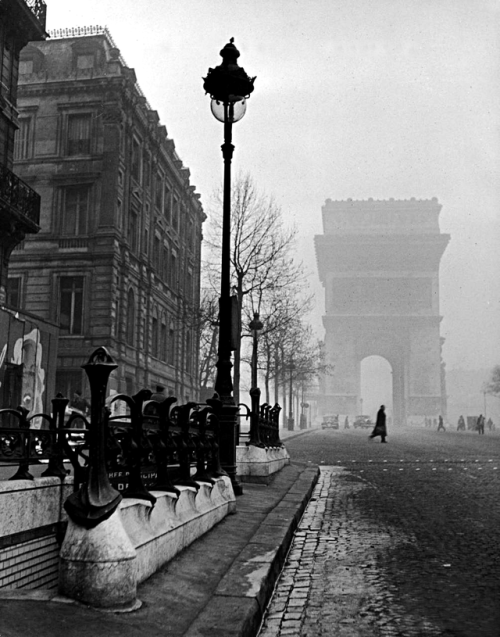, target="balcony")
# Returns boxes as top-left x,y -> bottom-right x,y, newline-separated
23,0 -> 47,30
0,163 -> 40,227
